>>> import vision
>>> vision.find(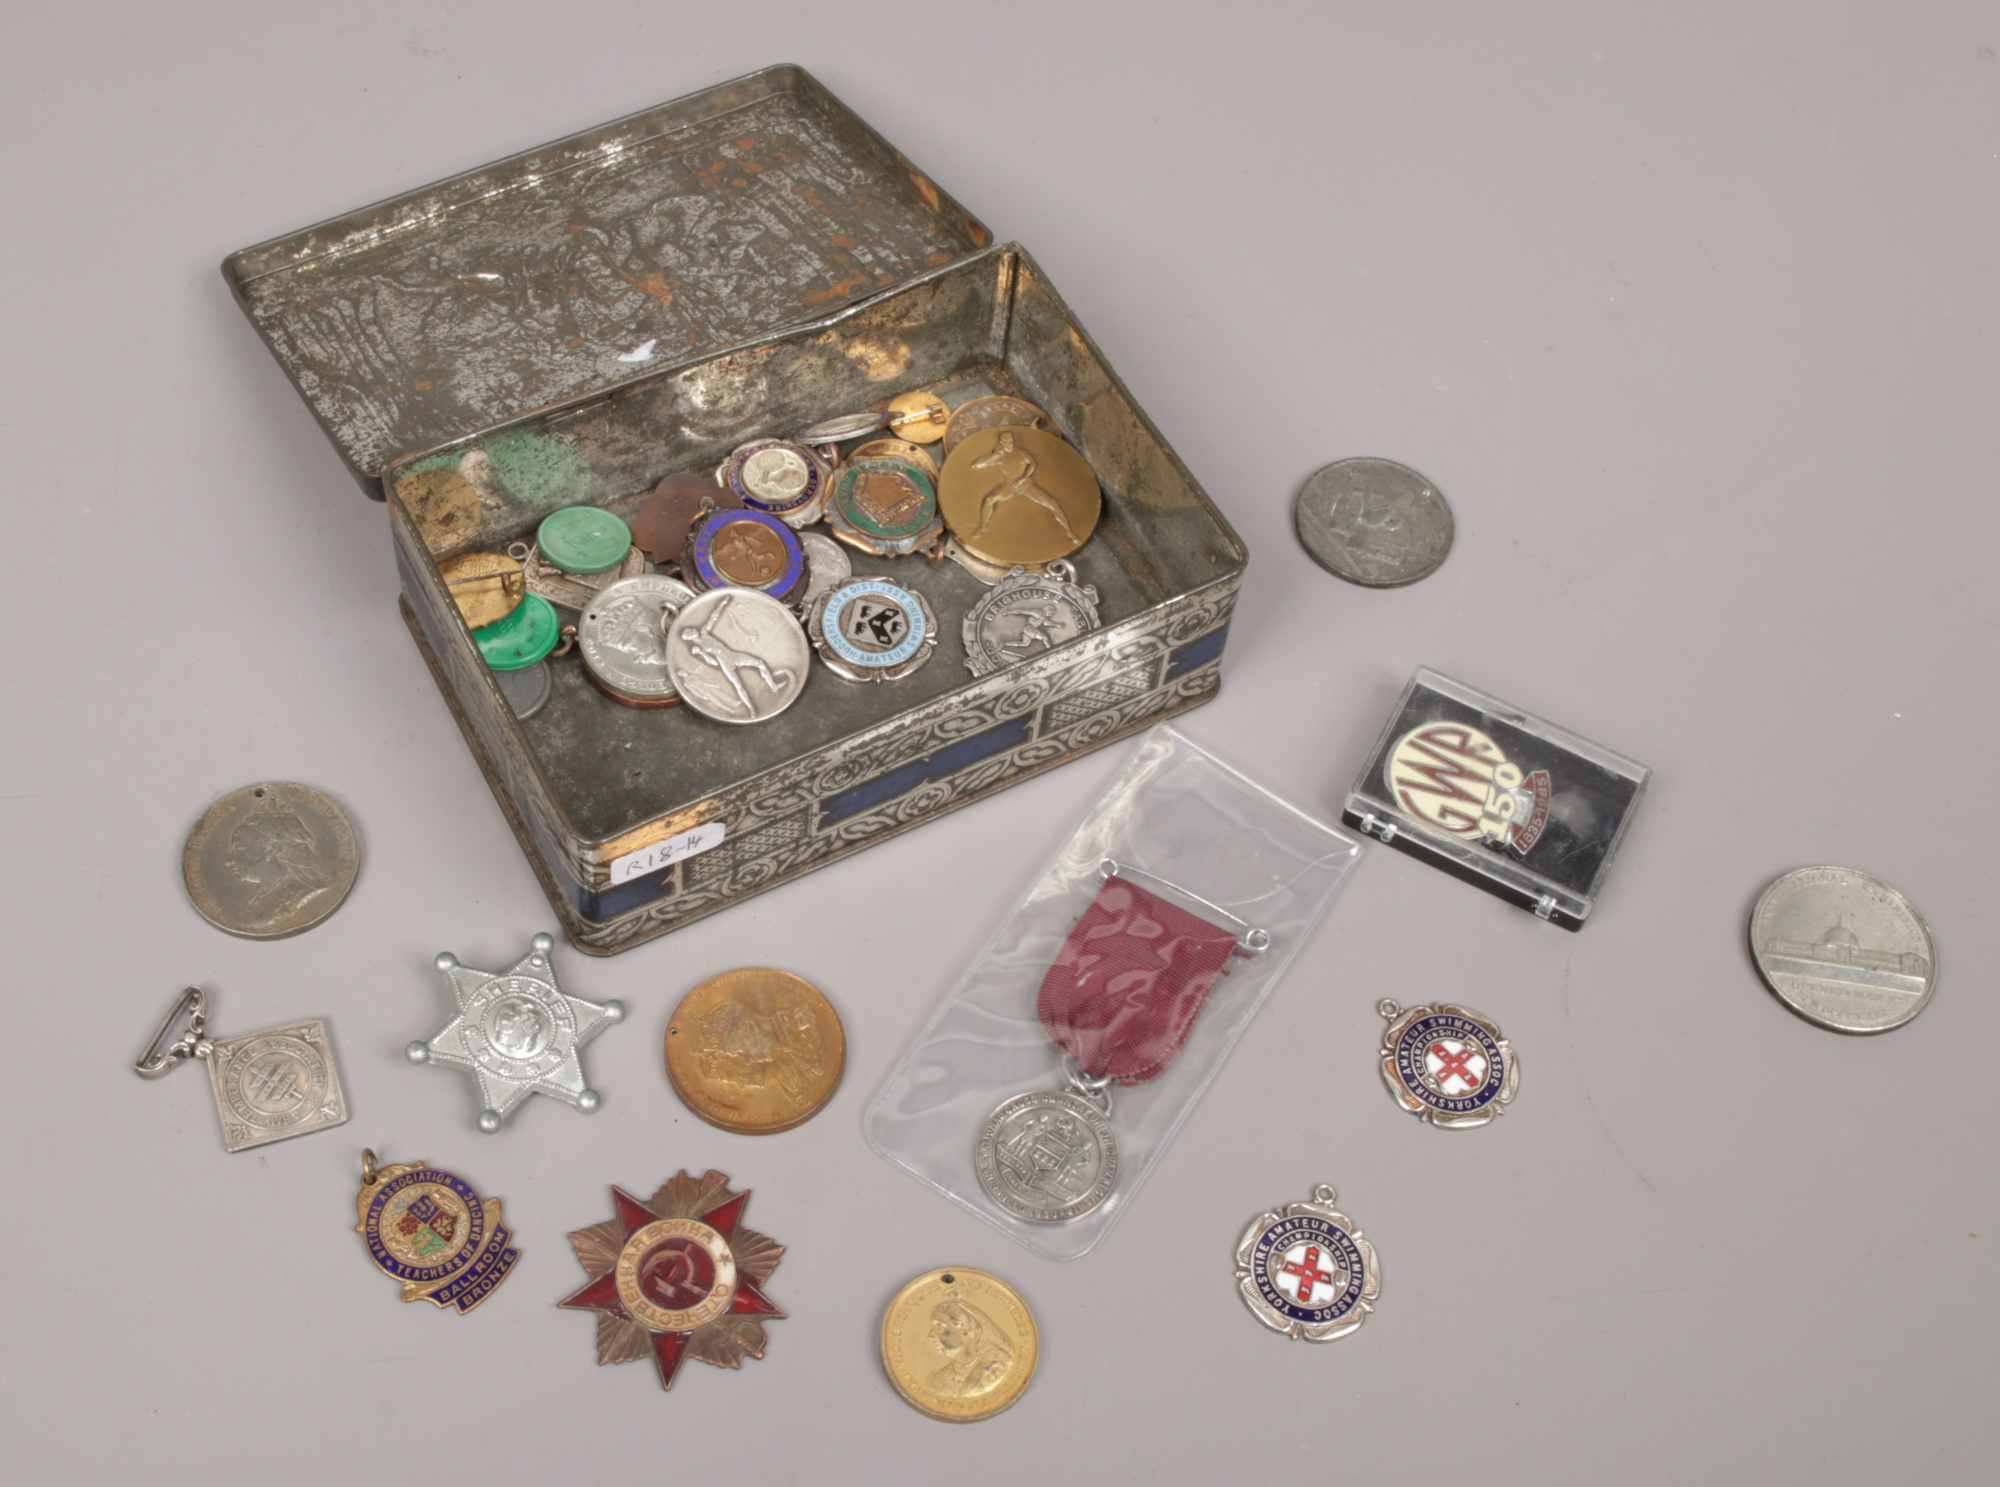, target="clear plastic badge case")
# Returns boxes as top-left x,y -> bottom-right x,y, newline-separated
1342,667 -> 1650,929
864,725 -> 1360,1261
